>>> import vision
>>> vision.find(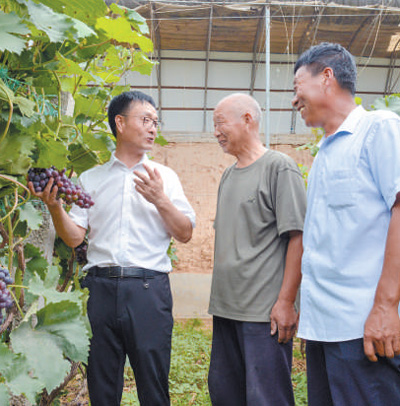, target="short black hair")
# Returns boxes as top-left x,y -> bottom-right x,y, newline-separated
108,91 -> 156,137
294,42 -> 357,95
